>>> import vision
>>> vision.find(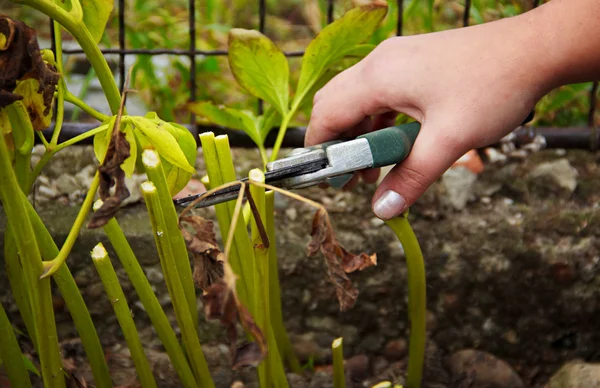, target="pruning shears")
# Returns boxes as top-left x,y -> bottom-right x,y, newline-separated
174,122 -> 421,209
174,111 -> 534,209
